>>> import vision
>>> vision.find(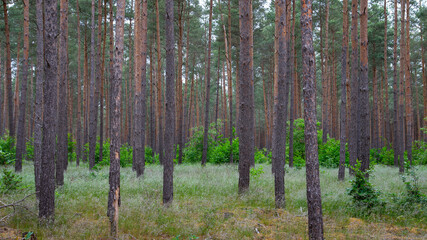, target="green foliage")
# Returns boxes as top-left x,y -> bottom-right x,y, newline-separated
370,146 -> 394,165
145,146 -> 159,165
68,133 -> 76,161
0,168 -> 23,193
254,148 -> 271,164
25,138 -> 34,161
250,165 -> 264,181
413,141 -> 427,165
318,138 -> 347,168
347,162 -> 383,213
0,135 -> 15,165
401,165 -> 427,205
120,143 -> 133,168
